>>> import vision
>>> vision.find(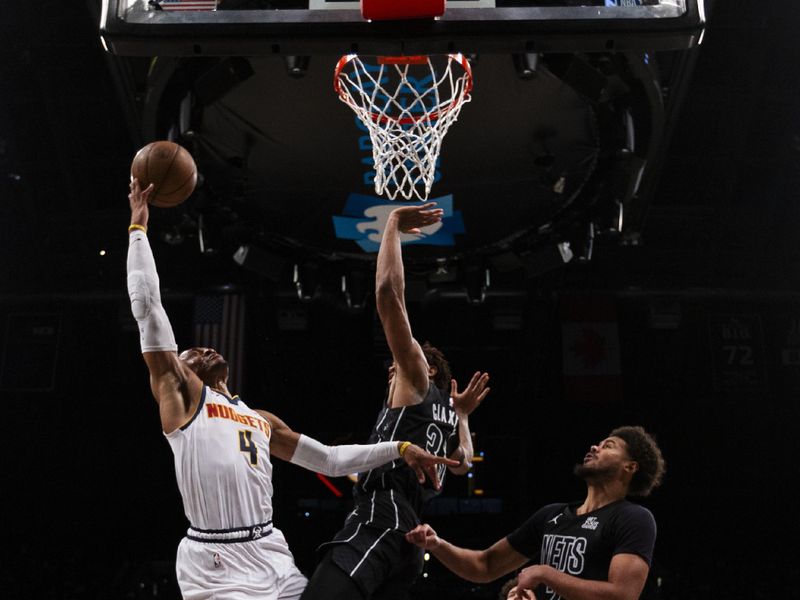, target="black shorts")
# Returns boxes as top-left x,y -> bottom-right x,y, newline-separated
318,522 -> 424,600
